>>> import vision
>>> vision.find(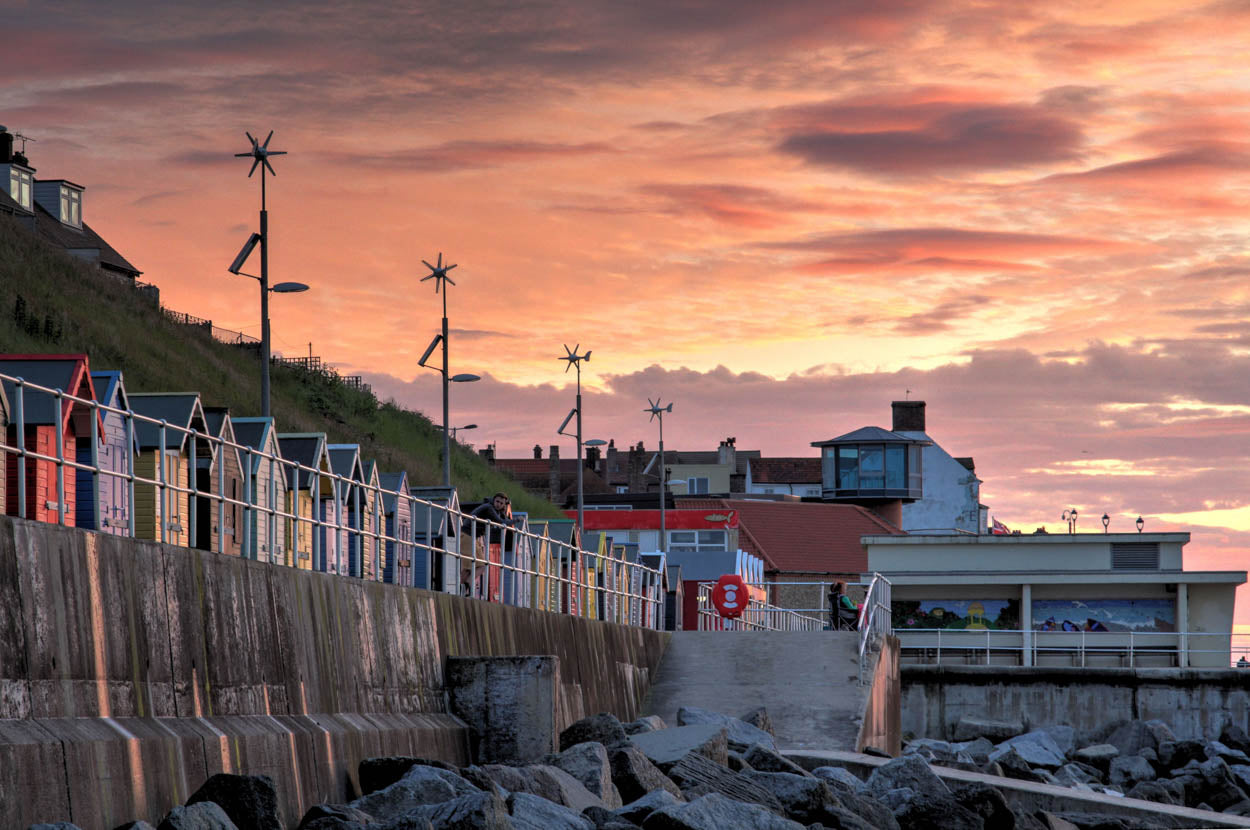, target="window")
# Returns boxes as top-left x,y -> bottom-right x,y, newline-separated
9,167 -> 31,210
885,445 -> 905,489
837,446 -> 858,489
668,529 -> 727,552
60,187 -> 81,227
687,477 -> 709,494
908,445 -> 923,492
859,445 -> 884,489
